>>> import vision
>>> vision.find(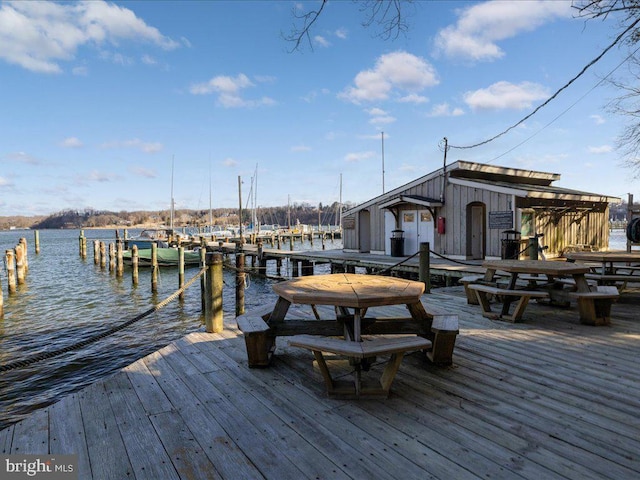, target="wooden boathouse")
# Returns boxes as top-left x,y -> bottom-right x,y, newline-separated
341,160 -> 620,259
